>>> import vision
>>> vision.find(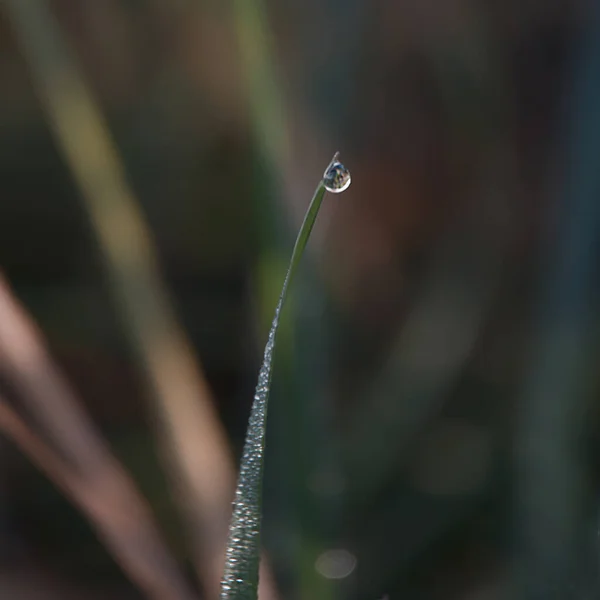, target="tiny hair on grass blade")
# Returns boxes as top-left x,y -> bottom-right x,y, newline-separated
220,153 -> 351,600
